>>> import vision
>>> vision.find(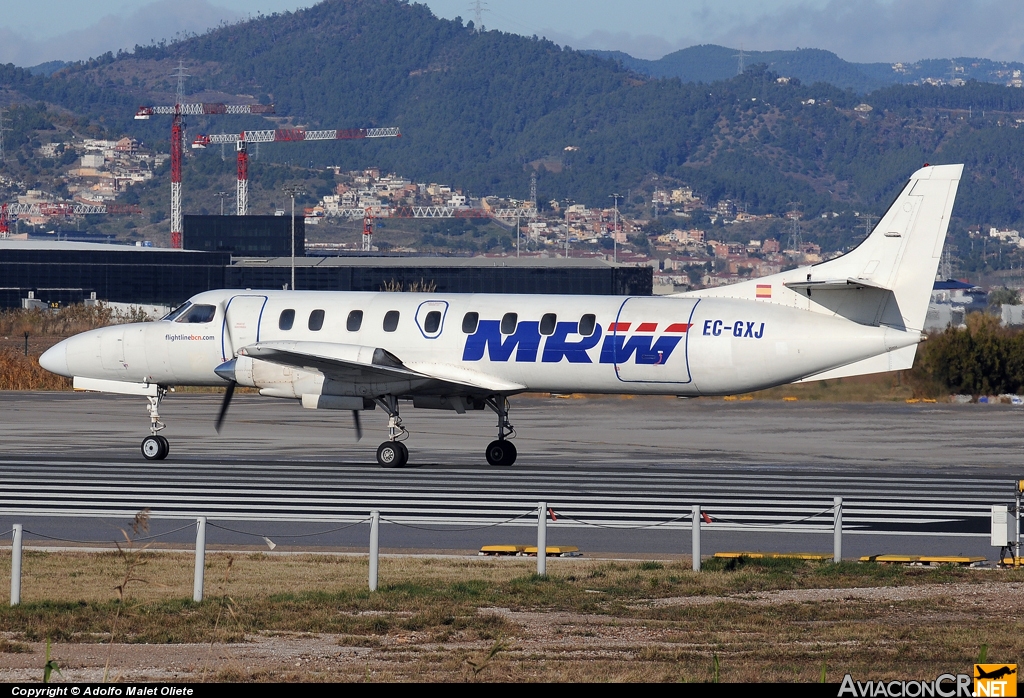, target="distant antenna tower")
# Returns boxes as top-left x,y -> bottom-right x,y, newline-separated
787,202 -> 803,252
0,108 -> 9,163
857,212 -> 877,243
734,46 -> 747,75
173,60 -> 189,106
469,0 -> 488,30
940,246 -> 954,280
530,171 -> 537,209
